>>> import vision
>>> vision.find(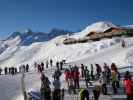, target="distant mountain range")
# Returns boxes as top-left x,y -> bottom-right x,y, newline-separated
6,28 -> 73,46
0,21 -> 133,67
